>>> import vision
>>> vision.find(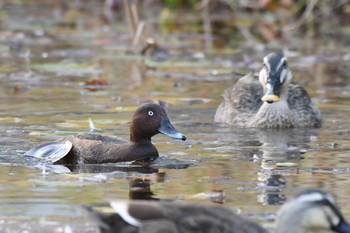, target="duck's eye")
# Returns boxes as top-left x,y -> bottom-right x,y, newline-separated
282,60 -> 287,67
148,111 -> 154,116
